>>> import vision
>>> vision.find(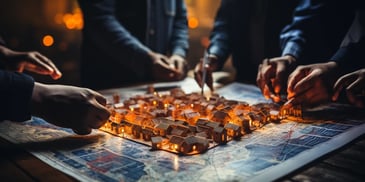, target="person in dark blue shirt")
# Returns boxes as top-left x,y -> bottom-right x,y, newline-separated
0,36 -> 110,135
277,0 -> 365,107
194,0 -> 297,91
257,0 -> 357,104
78,0 -> 189,89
